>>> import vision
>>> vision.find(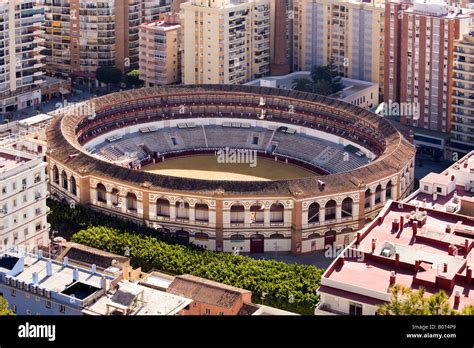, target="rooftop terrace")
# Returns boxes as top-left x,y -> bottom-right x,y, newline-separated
320,200 -> 474,311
